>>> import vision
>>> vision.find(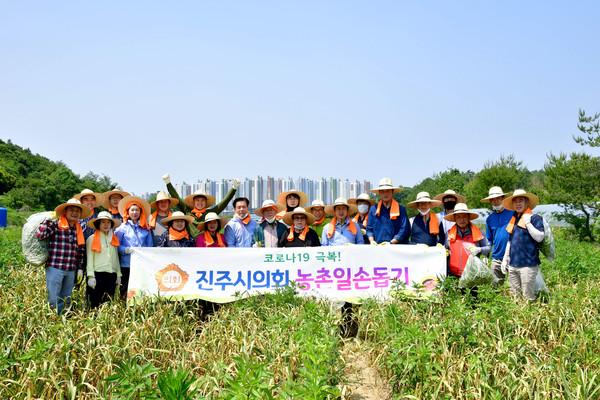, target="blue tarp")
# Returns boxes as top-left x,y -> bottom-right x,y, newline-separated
0,206 -> 6,228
